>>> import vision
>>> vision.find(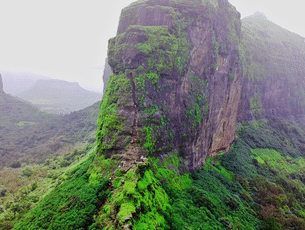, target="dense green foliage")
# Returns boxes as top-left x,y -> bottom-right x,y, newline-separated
92,164 -> 171,229
0,96 -> 100,228
12,117 -> 305,230
13,148 -> 109,230
222,119 -> 305,229
0,96 -> 99,167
